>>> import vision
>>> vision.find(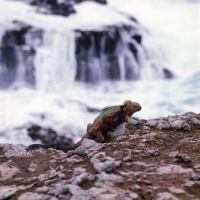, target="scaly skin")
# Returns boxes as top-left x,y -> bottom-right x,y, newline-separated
28,100 -> 141,152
